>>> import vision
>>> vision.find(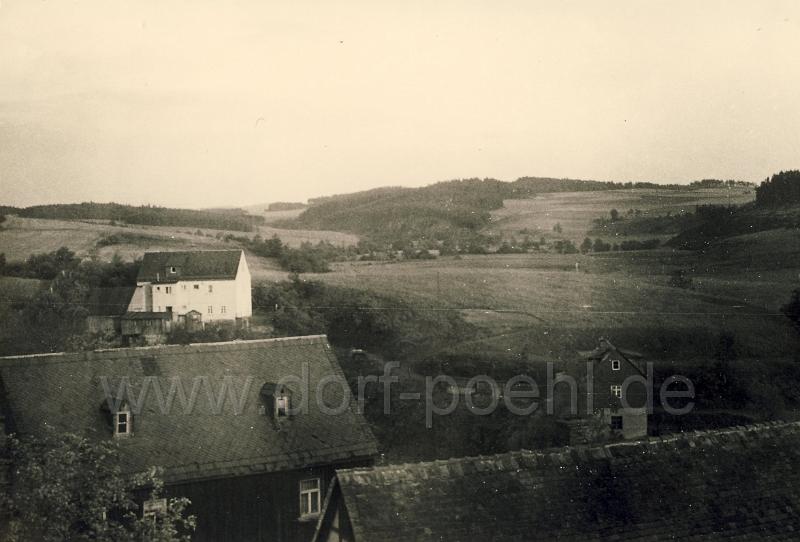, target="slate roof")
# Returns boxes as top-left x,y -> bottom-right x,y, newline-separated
578,337 -> 645,375
328,421 -> 800,541
84,286 -> 137,316
137,250 -> 243,283
0,336 -> 378,484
